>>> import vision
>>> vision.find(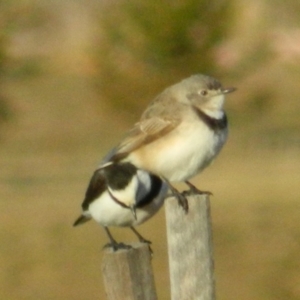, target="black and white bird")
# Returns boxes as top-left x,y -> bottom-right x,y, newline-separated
101,74 -> 236,211
73,162 -> 168,251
